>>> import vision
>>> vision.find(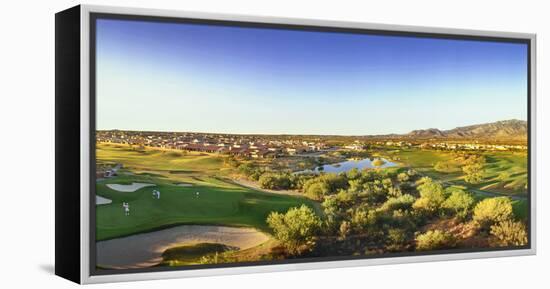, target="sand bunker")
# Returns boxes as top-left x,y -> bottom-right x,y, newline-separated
97,225 -> 270,269
106,183 -> 155,192
176,183 -> 193,187
96,195 -> 112,205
